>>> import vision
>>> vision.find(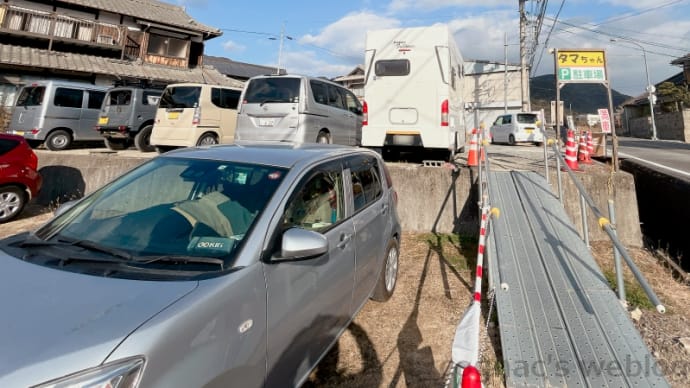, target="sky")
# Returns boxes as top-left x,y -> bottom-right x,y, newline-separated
166,0 -> 690,97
